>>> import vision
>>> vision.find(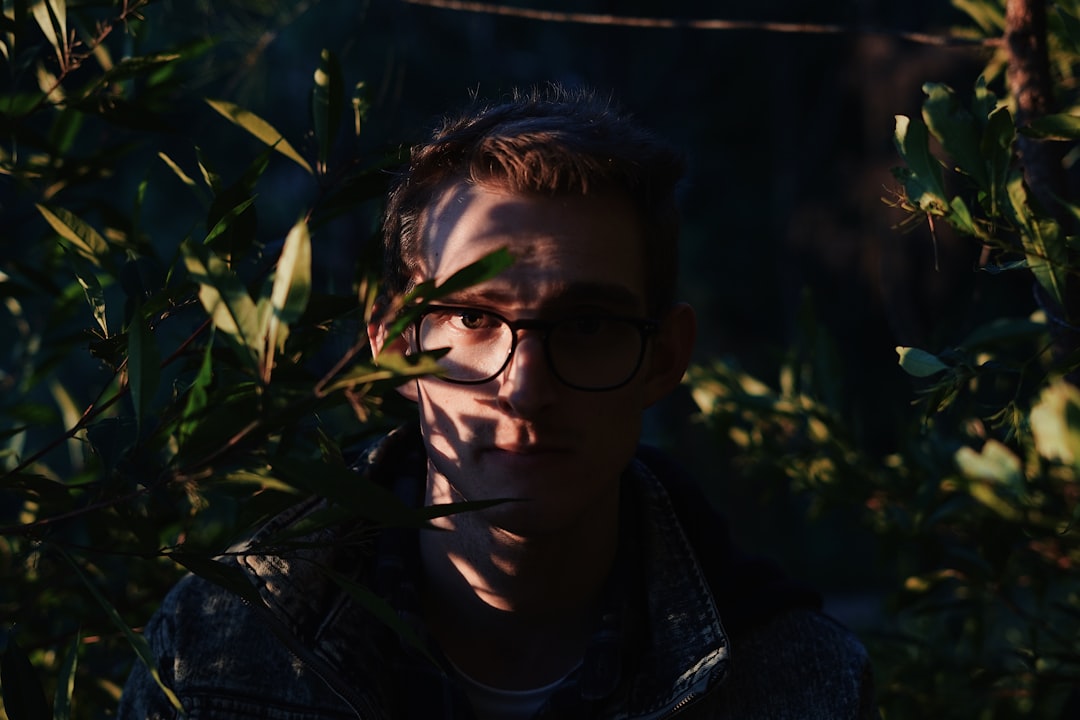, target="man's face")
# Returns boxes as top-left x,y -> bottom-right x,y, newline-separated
395,180 -> 676,537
